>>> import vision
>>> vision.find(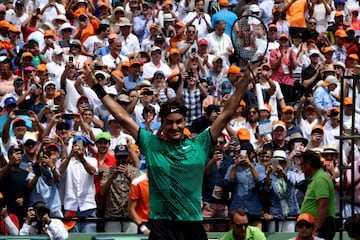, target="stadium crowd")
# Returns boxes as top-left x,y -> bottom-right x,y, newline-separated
0,0 -> 360,238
